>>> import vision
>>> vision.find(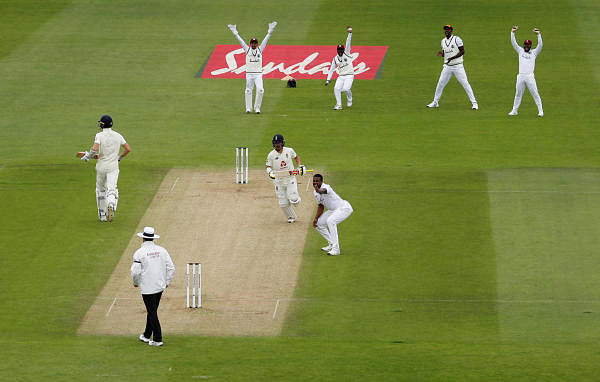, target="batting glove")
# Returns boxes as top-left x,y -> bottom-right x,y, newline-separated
267,168 -> 275,180
268,21 -> 277,33
299,165 -> 306,176
80,151 -> 90,162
